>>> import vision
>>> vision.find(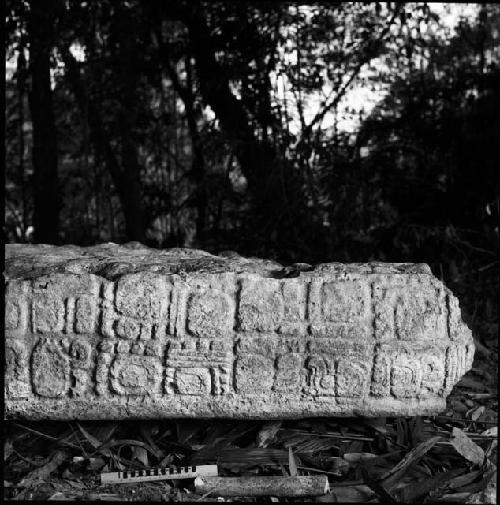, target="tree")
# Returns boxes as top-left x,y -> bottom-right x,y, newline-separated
27,0 -> 61,243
